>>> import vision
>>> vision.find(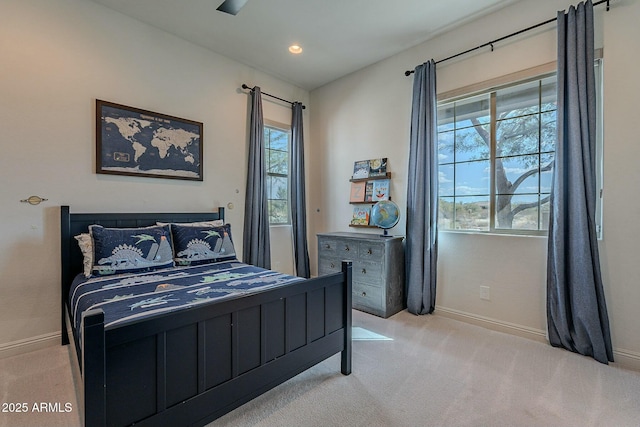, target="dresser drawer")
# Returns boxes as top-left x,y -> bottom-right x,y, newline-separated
318,238 -> 338,255
353,282 -> 383,312
336,240 -> 357,258
318,257 -> 342,275
353,260 -> 383,285
358,241 -> 384,260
